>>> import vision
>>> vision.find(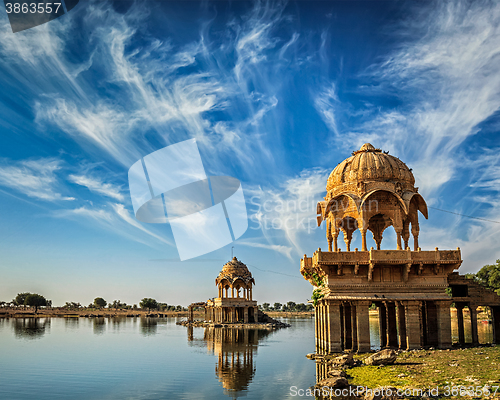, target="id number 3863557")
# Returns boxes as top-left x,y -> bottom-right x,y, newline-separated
5,3 -> 62,14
